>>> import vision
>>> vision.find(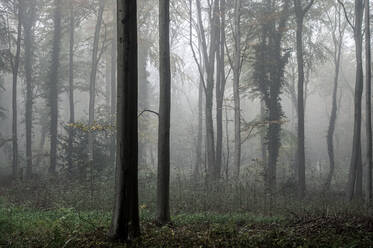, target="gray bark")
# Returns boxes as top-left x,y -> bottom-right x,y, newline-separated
233,0 -> 241,178
365,0 -> 372,203
157,0 -> 171,225
23,0 -> 35,178
346,0 -> 364,201
68,0 -> 75,173
88,1 -> 105,172
325,6 -> 345,191
10,2 -> 22,179
110,0 -> 140,241
294,0 -> 315,199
